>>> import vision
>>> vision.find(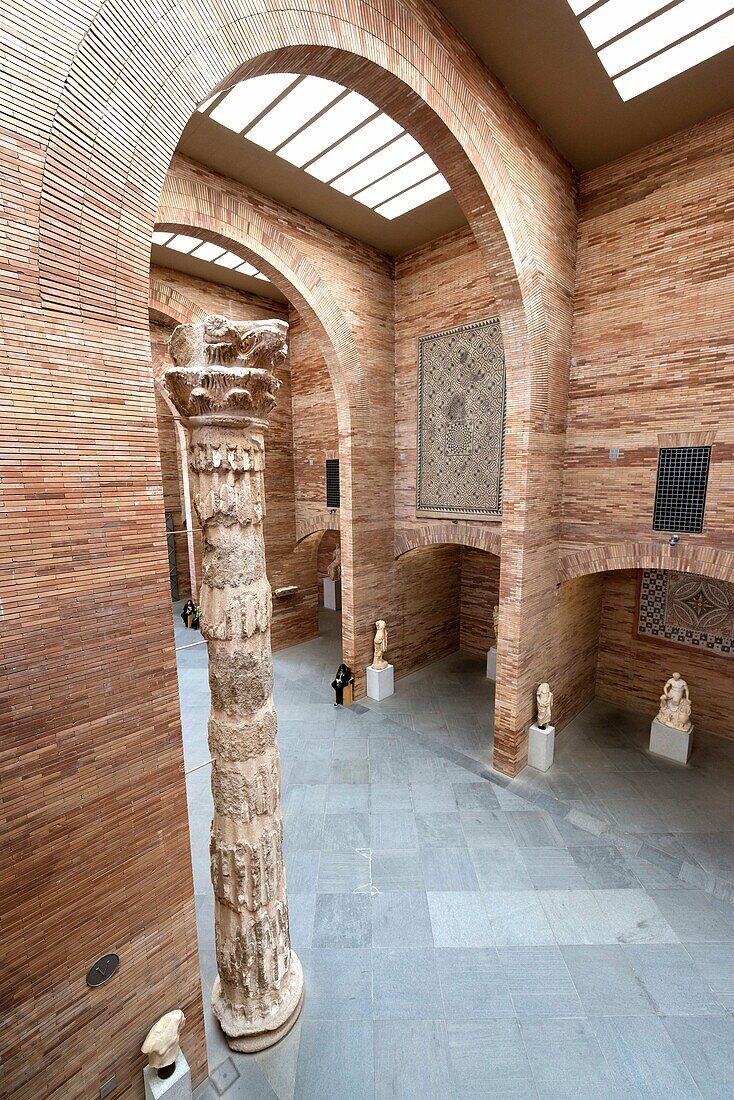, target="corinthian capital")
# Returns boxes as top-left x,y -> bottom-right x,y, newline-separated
164,314 -> 288,424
